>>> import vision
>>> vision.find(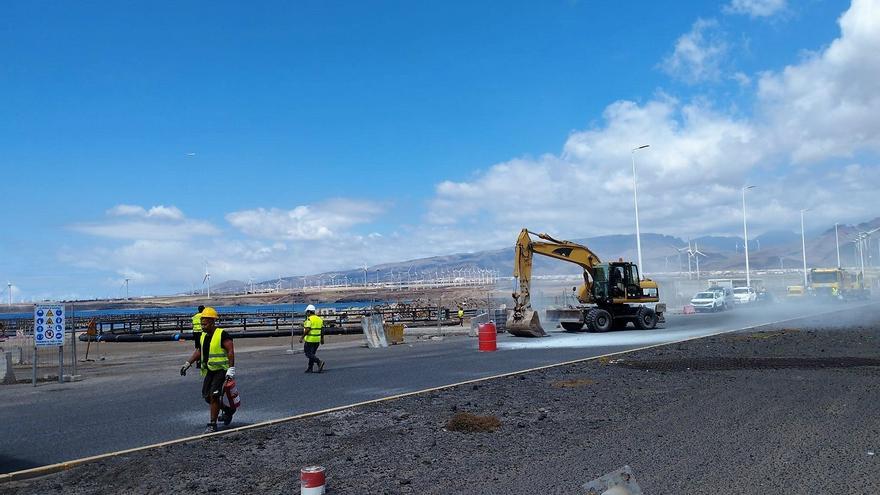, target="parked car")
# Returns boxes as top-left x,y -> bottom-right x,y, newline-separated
707,286 -> 733,310
733,286 -> 757,304
690,291 -> 727,312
